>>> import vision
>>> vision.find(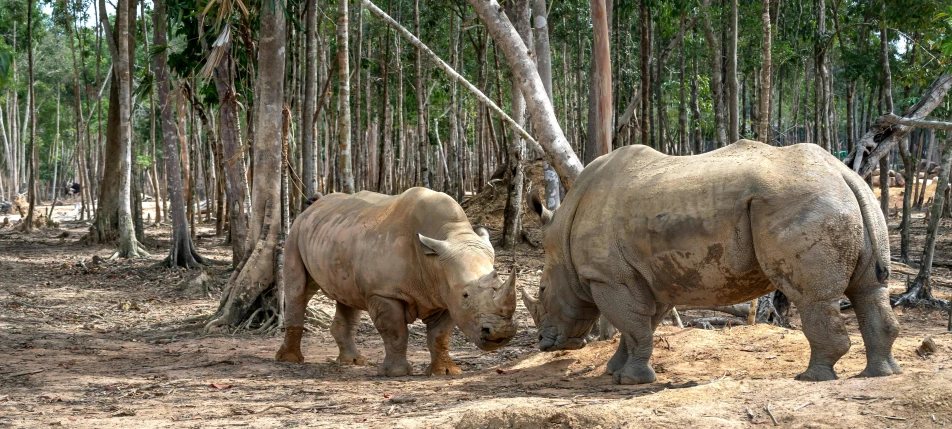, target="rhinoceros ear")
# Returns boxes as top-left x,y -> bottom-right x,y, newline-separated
474,226 -> 492,248
530,191 -> 554,227
418,233 -> 450,256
